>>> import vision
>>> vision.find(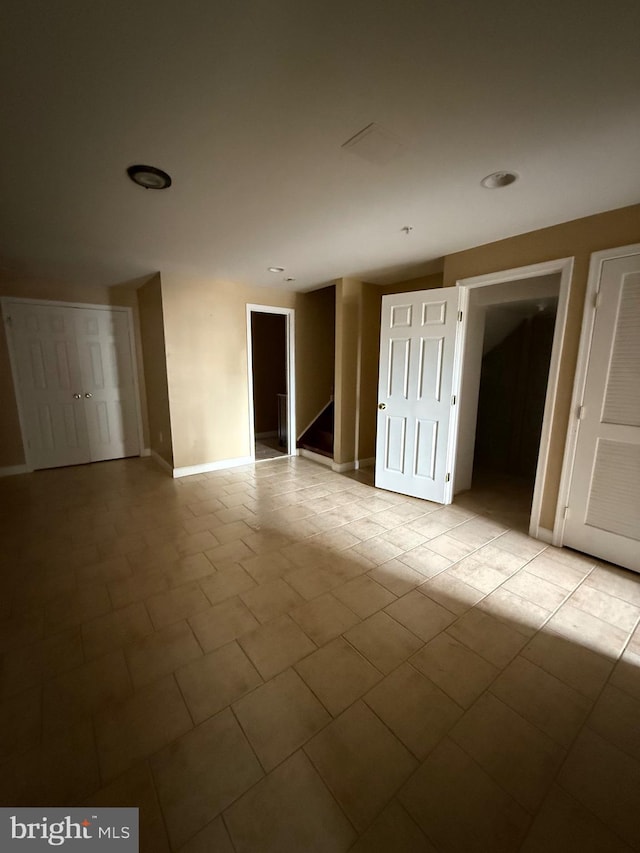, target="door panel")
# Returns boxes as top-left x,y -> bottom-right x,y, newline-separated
564,253 -> 640,572
75,308 -> 140,462
9,303 -> 89,468
375,289 -> 458,502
